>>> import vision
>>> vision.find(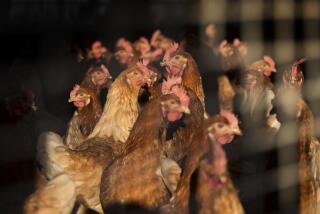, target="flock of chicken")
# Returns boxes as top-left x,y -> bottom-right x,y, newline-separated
23,26 -> 320,214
